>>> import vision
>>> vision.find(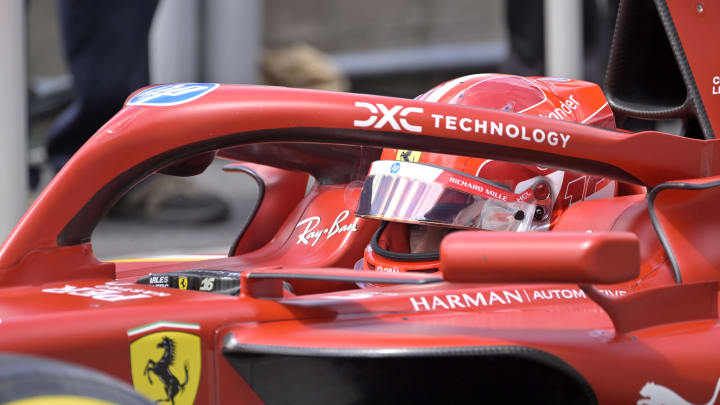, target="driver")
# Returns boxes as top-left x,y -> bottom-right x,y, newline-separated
354,74 -> 618,277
